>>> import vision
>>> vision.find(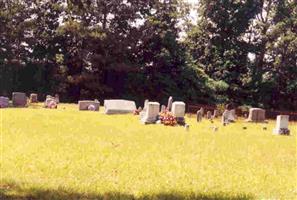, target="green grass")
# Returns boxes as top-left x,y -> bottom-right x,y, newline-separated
1,104 -> 296,200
